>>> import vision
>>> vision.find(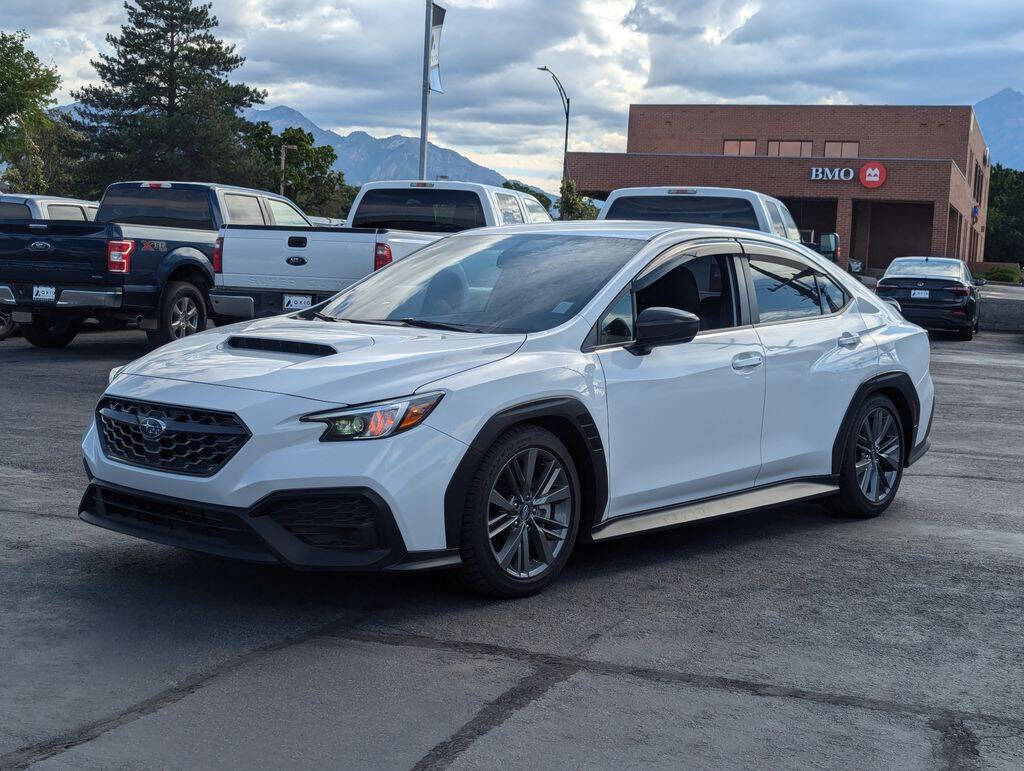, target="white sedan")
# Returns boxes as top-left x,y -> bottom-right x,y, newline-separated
82,222 -> 933,596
